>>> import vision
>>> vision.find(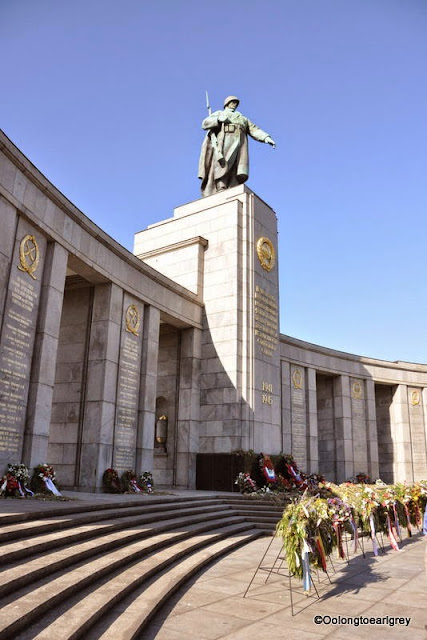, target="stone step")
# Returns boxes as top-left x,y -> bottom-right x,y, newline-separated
0,497 -> 231,542
29,526 -> 262,640
0,513 -> 246,599
0,502 -> 235,561
0,494 -> 221,526
0,521 -> 257,640
90,530 -> 263,640
0,496 -> 278,639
